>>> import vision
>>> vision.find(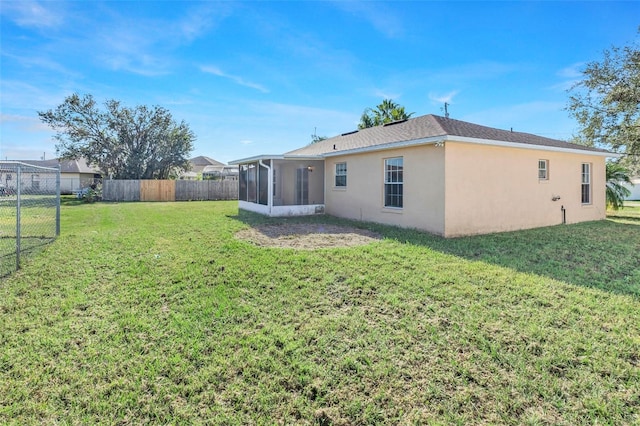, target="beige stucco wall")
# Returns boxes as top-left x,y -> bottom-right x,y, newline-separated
324,145 -> 446,235
443,141 -> 607,237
